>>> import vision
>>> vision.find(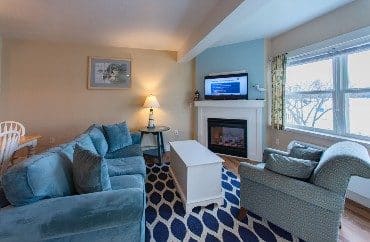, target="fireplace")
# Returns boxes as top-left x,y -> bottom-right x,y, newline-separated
207,118 -> 247,158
